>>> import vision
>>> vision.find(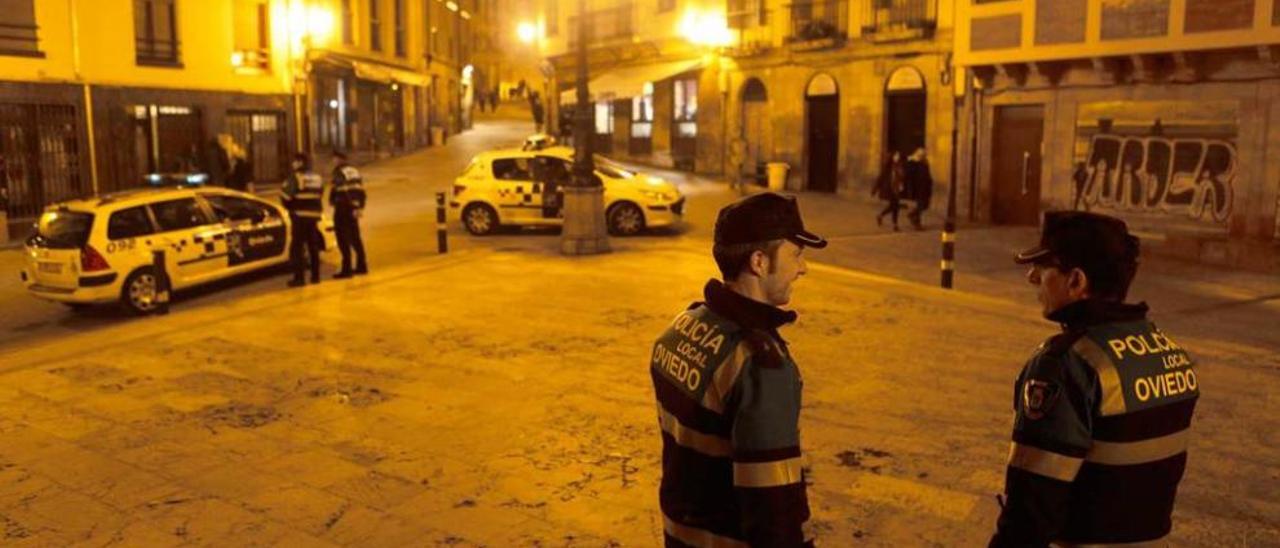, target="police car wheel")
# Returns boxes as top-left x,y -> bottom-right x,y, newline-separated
463,204 -> 498,236
120,267 -> 160,316
607,202 -> 644,236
